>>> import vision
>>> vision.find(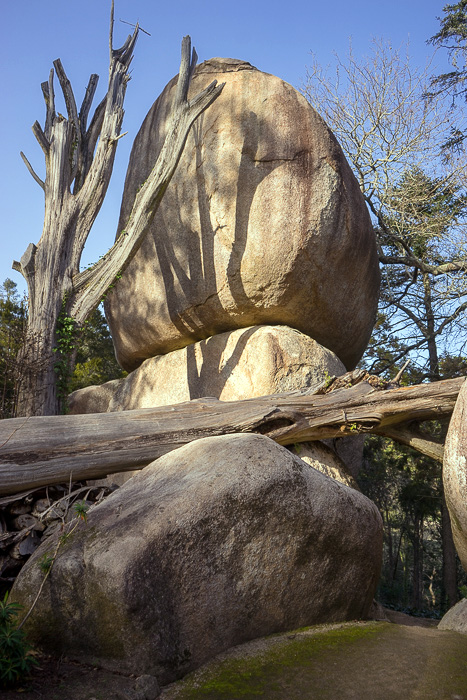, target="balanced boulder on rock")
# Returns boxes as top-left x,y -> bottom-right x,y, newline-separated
12,433 -> 383,686
105,58 -> 380,372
